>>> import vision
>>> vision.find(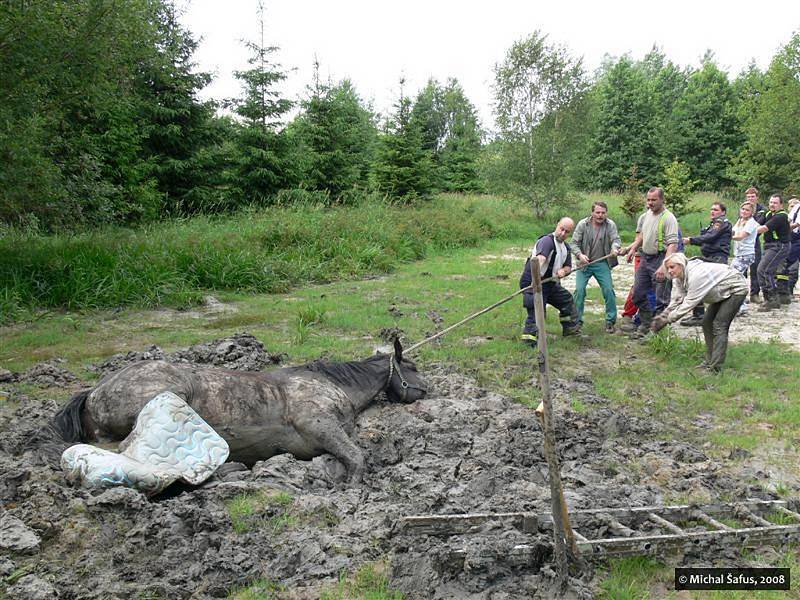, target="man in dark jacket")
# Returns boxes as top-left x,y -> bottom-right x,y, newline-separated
519,217 -> 581,346
776,197 -> 800,304
679,201 -> 733,326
